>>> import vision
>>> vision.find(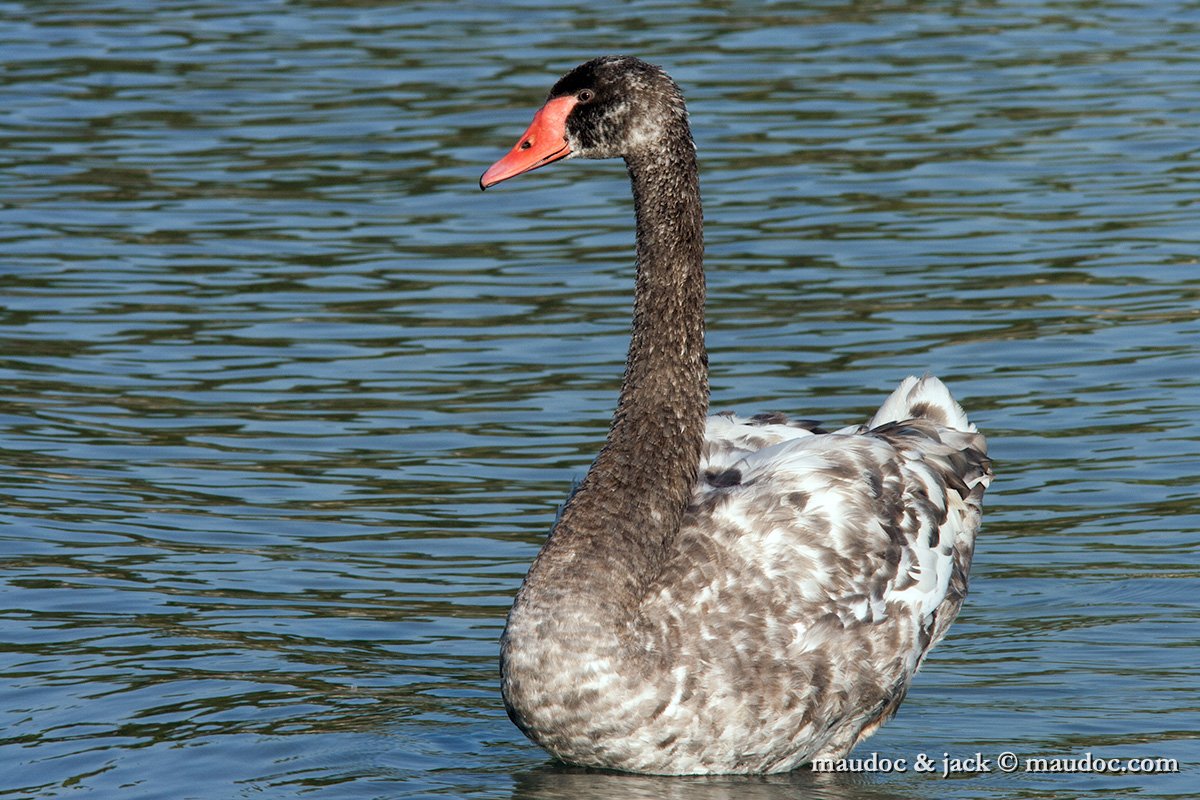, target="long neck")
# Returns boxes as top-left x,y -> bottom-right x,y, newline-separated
514,135 -> 707,628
